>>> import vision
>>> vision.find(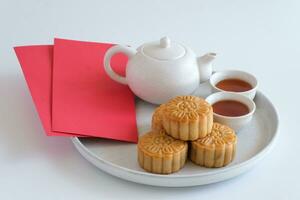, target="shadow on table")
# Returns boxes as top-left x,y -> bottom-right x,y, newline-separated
0,73 -> 76,168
